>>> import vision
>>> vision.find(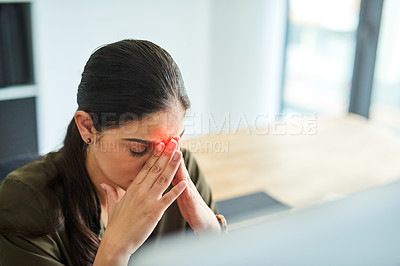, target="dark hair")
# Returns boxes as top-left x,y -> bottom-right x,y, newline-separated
63,39 -> 190,265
